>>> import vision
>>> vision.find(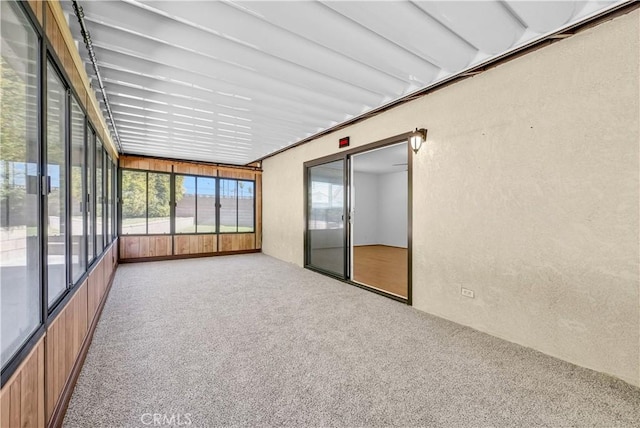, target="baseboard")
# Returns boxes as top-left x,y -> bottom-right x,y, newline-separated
119,249 -> 261,263
46,259 -> 119,428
